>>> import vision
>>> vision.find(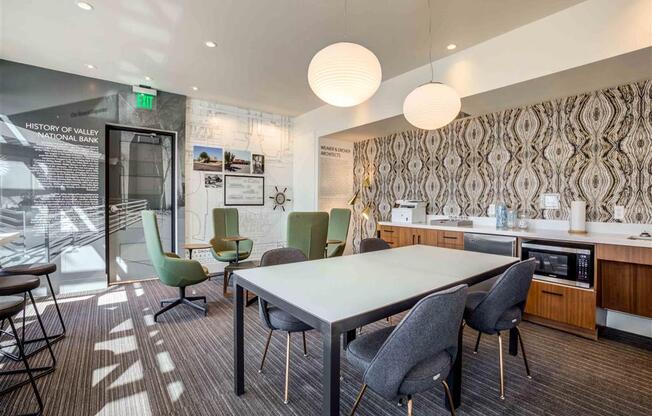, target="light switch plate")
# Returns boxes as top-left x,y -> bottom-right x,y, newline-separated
614,205 -> 625,220
488,204 -> 496,216
540,193 -> 560,209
